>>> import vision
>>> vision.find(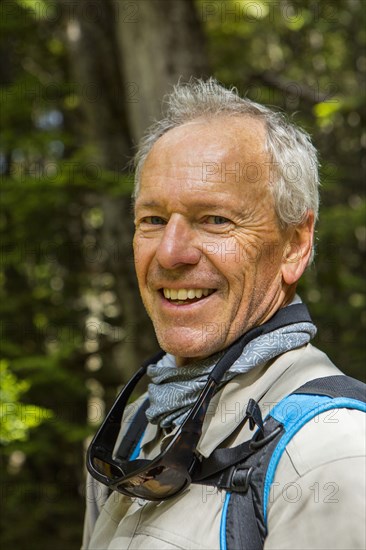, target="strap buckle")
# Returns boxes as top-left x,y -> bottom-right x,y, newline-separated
245,398 -> 264,437
226,465 -> 254,493
249,425 -> 283,450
